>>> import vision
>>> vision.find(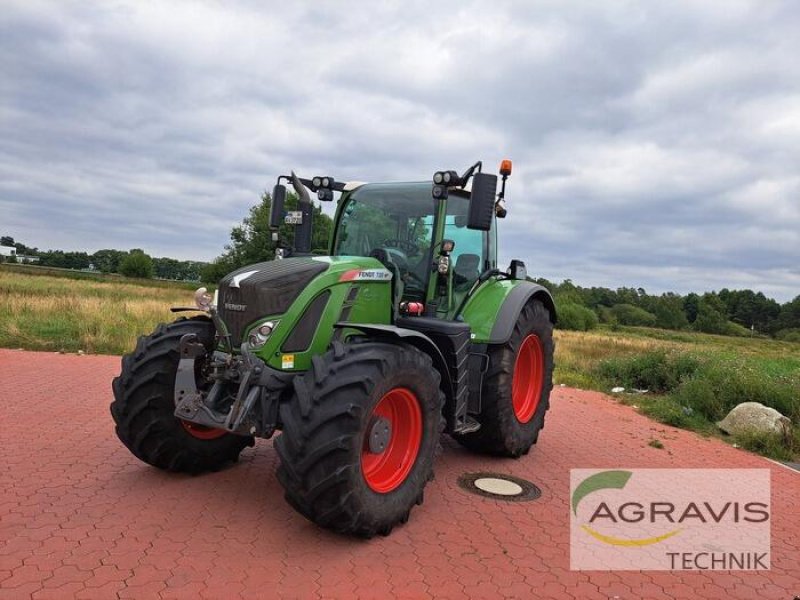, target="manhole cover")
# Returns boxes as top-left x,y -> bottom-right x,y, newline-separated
457,472 -> 541,502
